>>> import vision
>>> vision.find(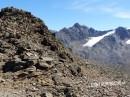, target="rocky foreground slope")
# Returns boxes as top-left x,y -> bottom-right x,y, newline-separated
0,7 -> 130,97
